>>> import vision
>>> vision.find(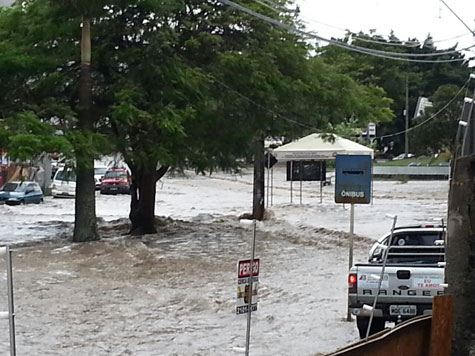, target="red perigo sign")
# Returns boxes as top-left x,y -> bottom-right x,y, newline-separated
238,259 -> 260,278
